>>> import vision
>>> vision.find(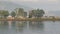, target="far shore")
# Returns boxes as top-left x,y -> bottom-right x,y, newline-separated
0,18 -> 60,21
